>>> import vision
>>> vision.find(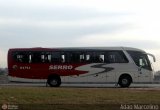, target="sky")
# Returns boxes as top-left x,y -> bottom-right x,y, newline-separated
0,0 -> 160,70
